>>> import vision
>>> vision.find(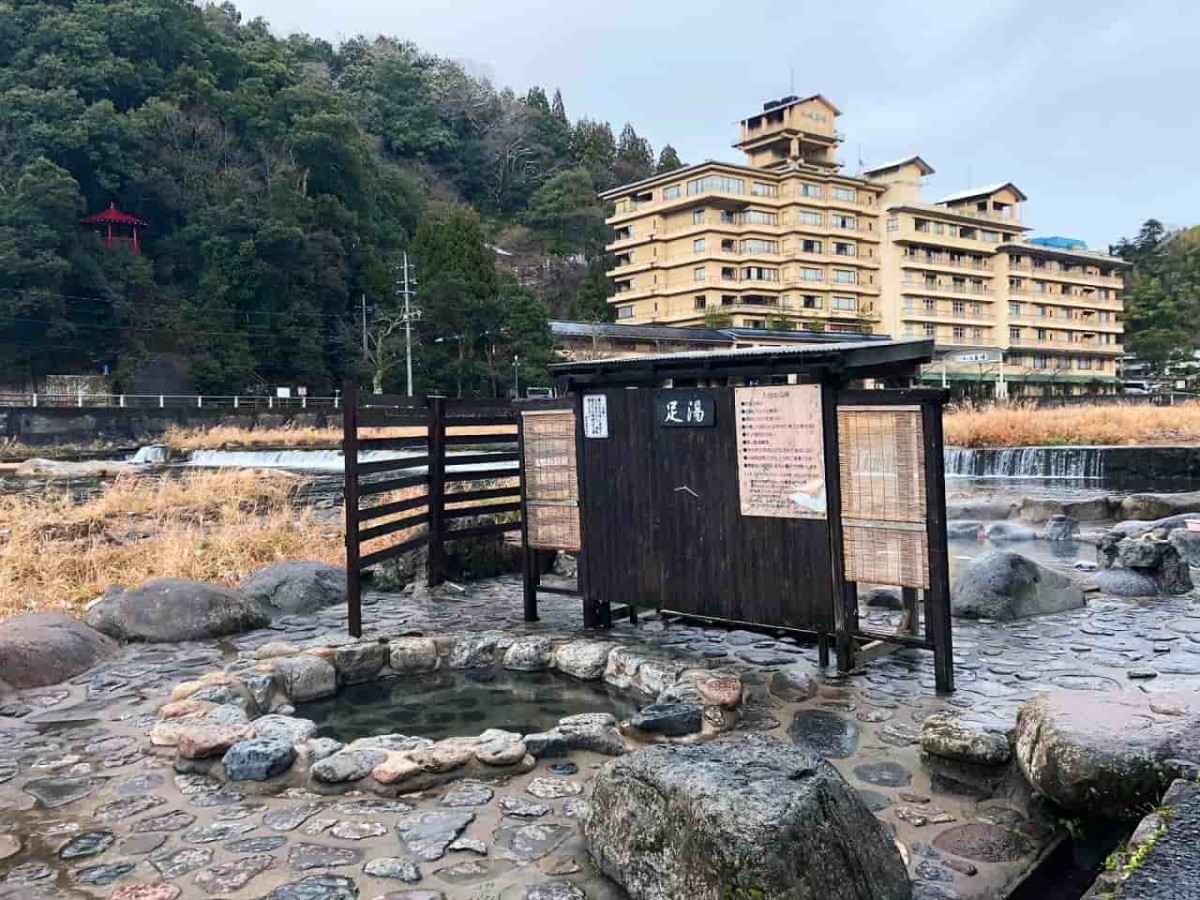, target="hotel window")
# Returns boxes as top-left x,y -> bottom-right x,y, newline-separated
1062,308 -> 1073,320
743,210 -> 778,226
720,210 -> 736,224
799,183 -> 822,198
1036,328 -> 1047,341
798,210 -> 823,226
1034,282 -> 1048,294
981,230 -> 1000,243
742,266 -> 779,282
1079,357 -> 1093,370
833,242 -> 856,257
721,238 -> 735,252
832,295 -> 857,312
694,295 -> 706,310
970,301 -> 982,317
1033,258 -> 1047,269
1098,288 -> 1111,299
952,300 -> 966,316
800,239 -> 823,254
687,175 -> 745,196
693,238 -> 705,253
971,279 -> 985,293
1010,326 -> 1021,340
1098,311 -> 1110,323
923,323 -> 936,337
802,294 -> 822,309
886,217 -> 899,232
832,269 -> 856,284
663,184 -> 680,200
693,267 -> 705,282
751,182 -> 778,197
614,226 -> 632,241
801,267 -> 823,282
692,209 -> 706,225
1008,301 -> 1020,315
721,267 -> 737,281
1035,304 -> 1047,316
915,218 -> 930,233
831,186 -> 857,202
741,239 -> 779,253
952,326 -> 966,341
1034,356 -> 1049,369
932,222 -> 944,236
923,298 -> 937,314
616,306 -> 634,319
974,327 -> 985,340
832,214 -> 856,230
